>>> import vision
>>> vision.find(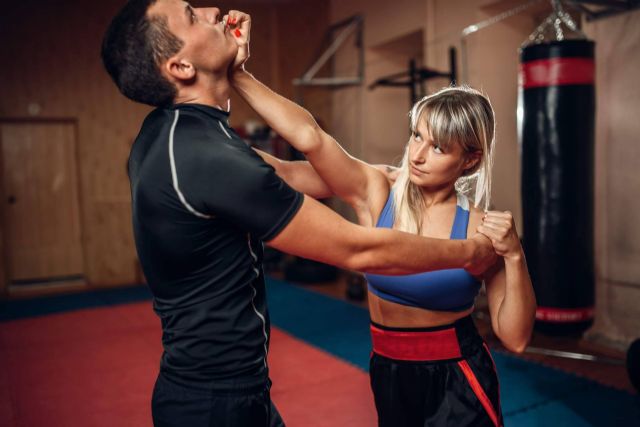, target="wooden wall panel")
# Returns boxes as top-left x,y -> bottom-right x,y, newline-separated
276,0 -> 332,125
0,0 -> 330,290
1,122 -> 84,282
